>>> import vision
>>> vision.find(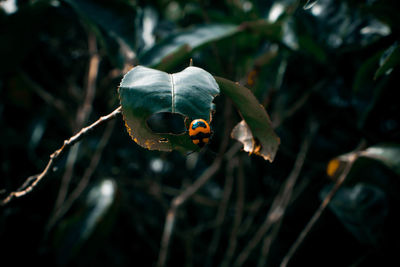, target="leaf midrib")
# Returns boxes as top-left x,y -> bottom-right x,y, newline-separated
169,73 -> 175,113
